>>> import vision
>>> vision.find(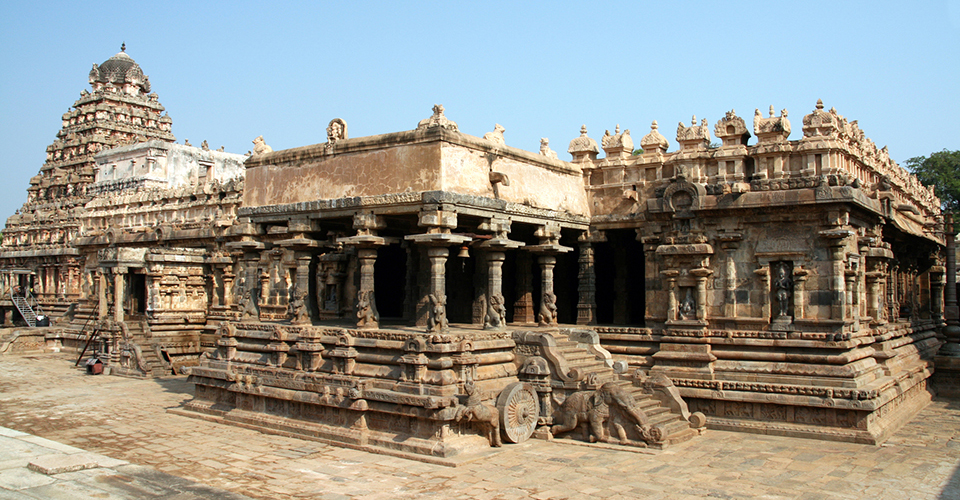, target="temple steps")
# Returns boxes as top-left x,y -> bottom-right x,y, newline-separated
549,330 -> 700,449
124,321 -> 169,377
